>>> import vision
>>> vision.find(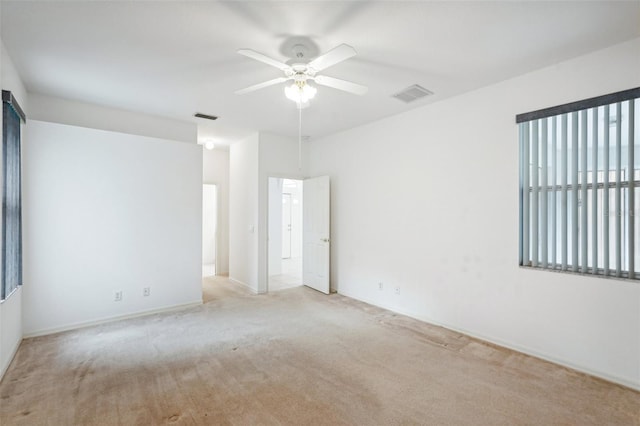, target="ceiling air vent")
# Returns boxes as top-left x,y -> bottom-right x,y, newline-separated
194,113 -> 218,121
392,84 -> 433,104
